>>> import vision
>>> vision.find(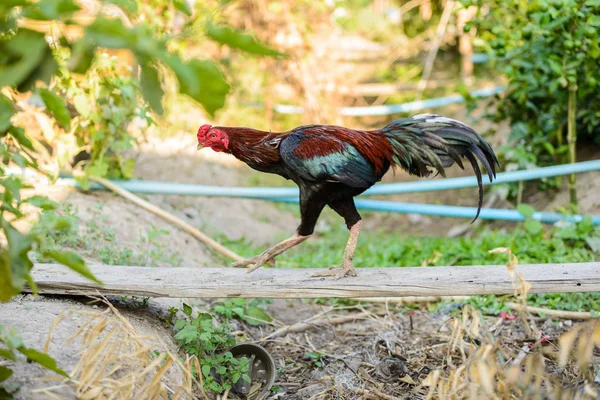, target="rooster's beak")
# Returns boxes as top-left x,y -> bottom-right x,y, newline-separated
197,143 -> 204,150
